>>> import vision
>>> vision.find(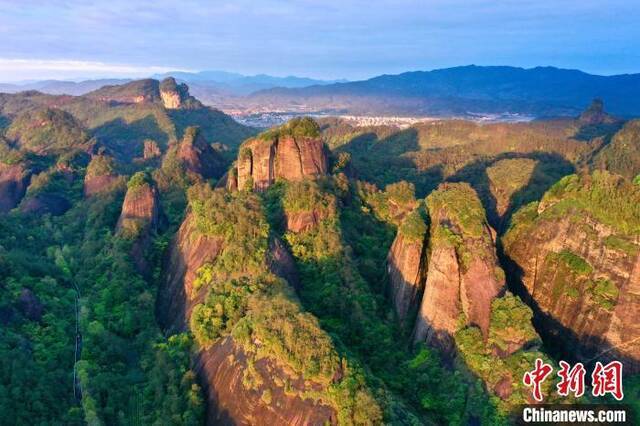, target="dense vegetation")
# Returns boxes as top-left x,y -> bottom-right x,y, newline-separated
260,178 -> 514,424
5,107 -> 92,154
1,83 -> 639,425
186,184 -> 383,424
258,116 -> 321,140
0,178 -> 202,425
